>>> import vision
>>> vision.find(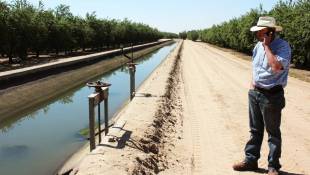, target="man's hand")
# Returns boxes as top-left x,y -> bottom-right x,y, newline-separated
250,83 -> 254,90
264,42 -> 283,73
263,34 -> 272,47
